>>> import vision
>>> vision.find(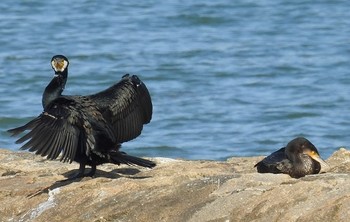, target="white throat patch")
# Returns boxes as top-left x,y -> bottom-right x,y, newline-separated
51,60 -> 68,72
